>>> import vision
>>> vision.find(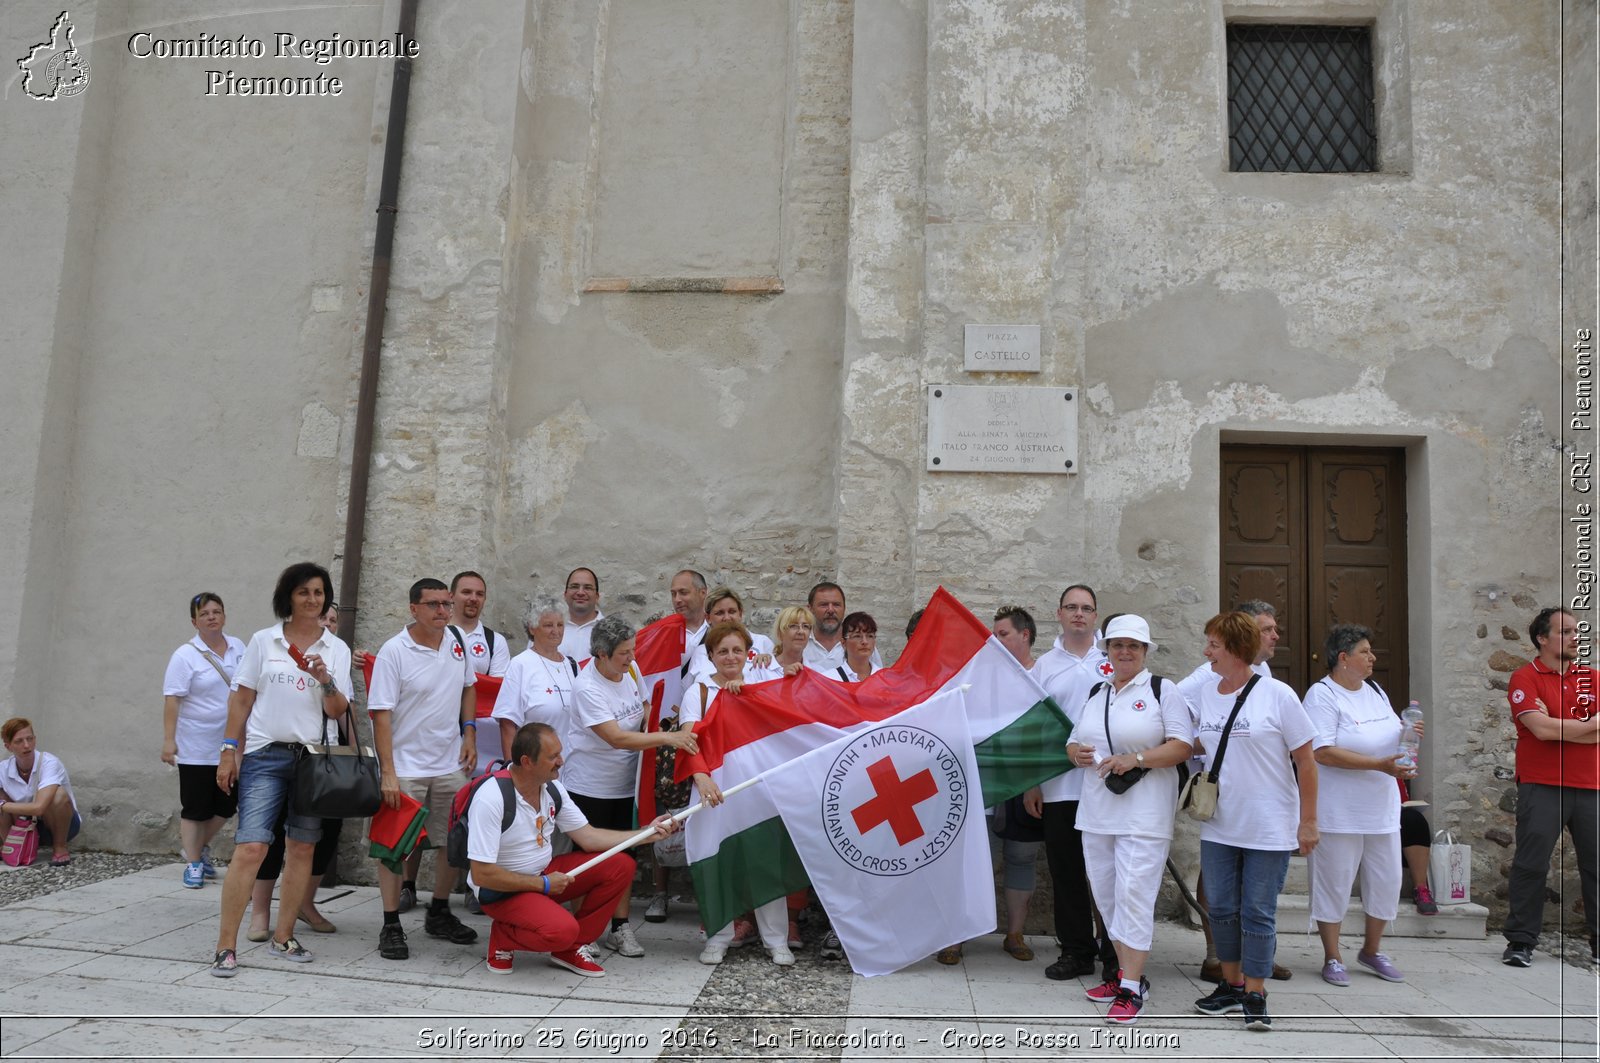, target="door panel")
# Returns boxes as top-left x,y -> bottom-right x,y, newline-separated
1221,445 -> 1408,706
